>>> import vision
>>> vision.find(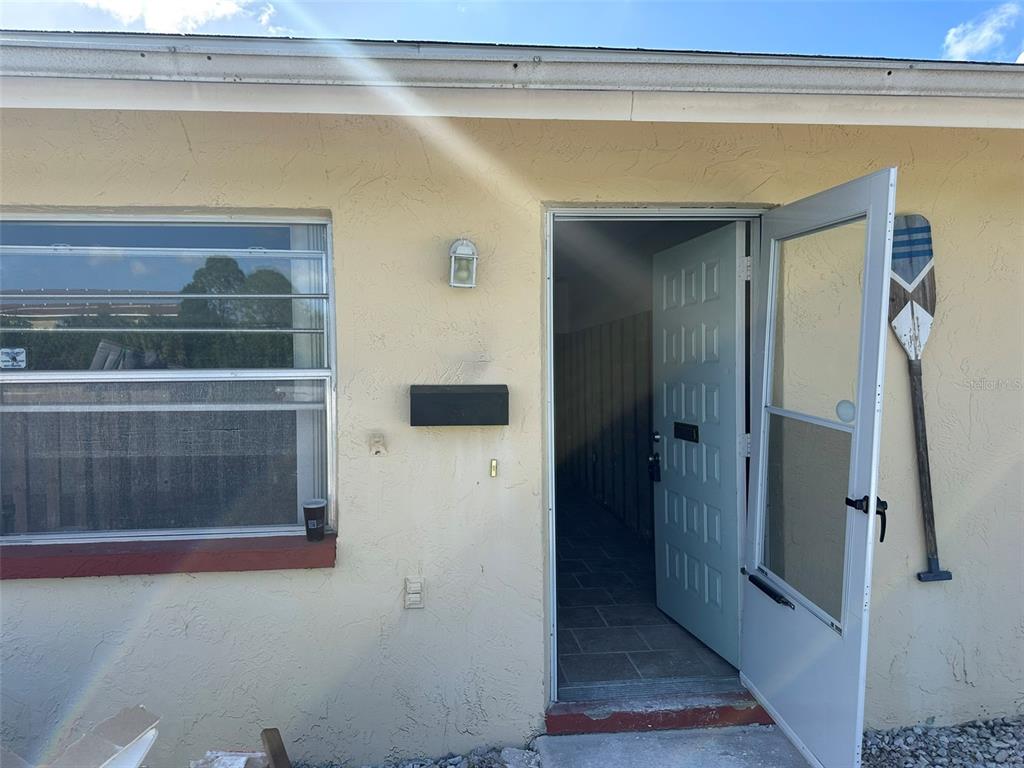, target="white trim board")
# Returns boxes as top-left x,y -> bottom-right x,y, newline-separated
2,31 -> 1022,128
2,77 -> 1021,129
3,31 -> 1021,98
